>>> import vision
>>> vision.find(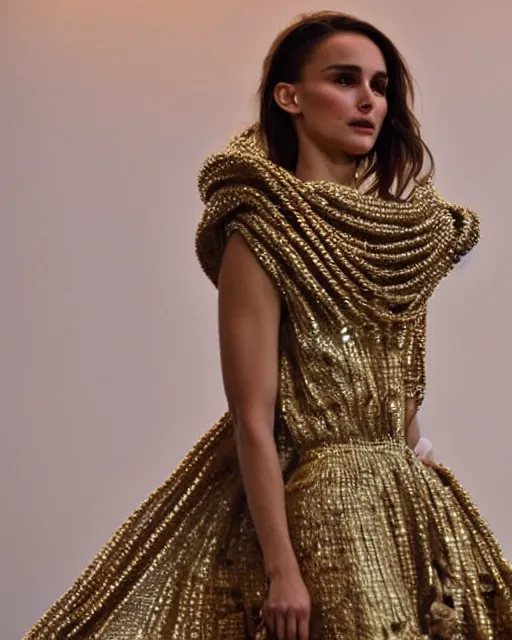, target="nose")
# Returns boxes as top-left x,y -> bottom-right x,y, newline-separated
357,83 -> 375,113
